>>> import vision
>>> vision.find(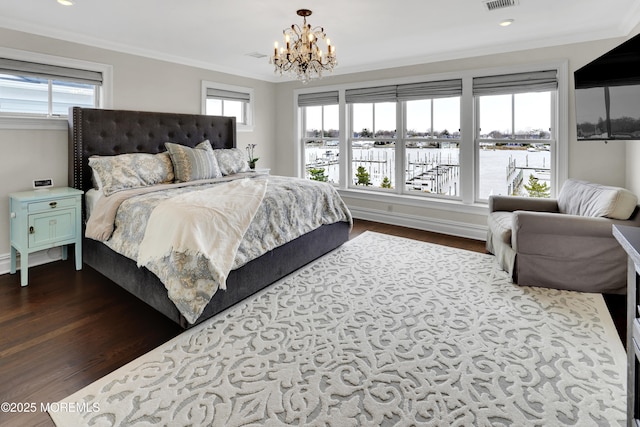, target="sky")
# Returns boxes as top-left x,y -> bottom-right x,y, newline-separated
305,91 -> 552,136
